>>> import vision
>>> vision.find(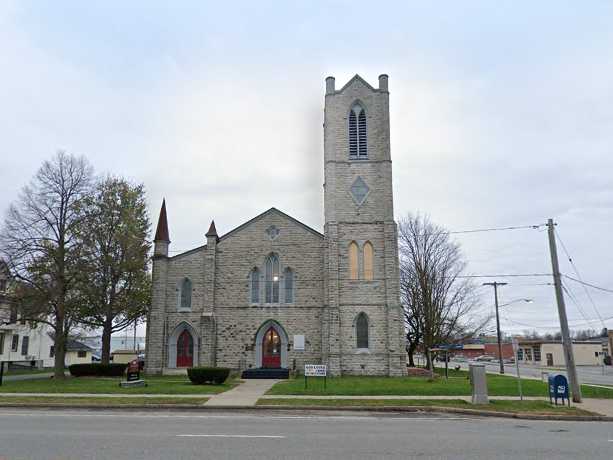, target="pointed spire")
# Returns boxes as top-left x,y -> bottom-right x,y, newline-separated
206,220 -> 218,238
154,199 -> 170,242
